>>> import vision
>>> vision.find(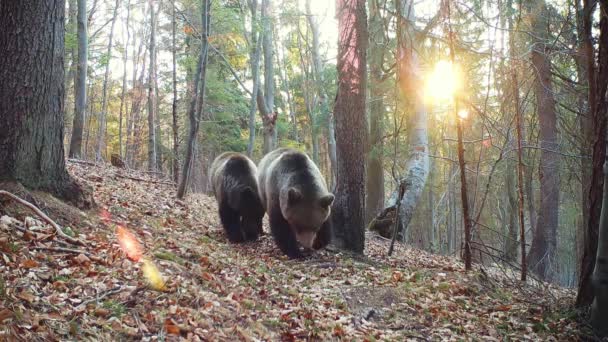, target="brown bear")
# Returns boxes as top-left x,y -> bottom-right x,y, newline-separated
257,148 -> 334,258
209,152 -> 265,243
